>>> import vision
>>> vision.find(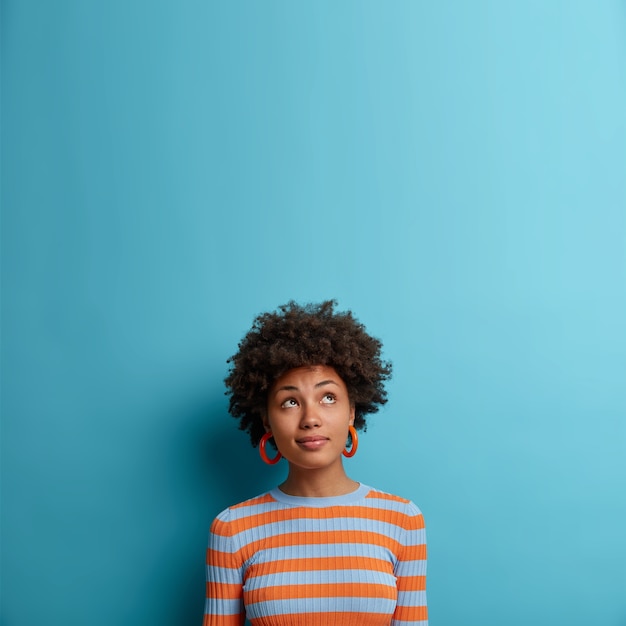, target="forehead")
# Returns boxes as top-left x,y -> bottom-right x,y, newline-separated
271,365 -> 346,391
